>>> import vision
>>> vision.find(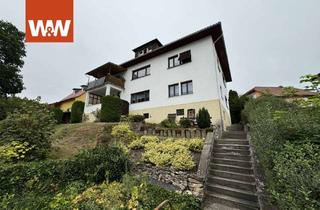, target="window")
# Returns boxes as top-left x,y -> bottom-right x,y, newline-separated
179,50 -> 191,64
168,55 -> 179,68
143,113 -> 149,119
176,109 -> 184,116
131,90 -> 150,104
132,65 -> 151,80
89,93 -> 101,105
168,83 -> 179,97
181,80 -> 193,95
168,50 -> 191,68
187,109 -> 195,119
